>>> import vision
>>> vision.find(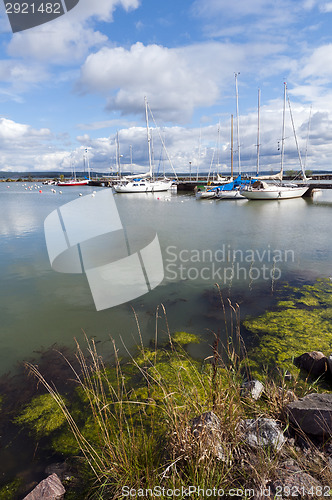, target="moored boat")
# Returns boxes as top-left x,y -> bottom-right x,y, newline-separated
241,180 -> 308,200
